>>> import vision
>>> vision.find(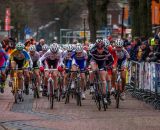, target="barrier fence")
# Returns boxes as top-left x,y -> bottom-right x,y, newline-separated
127,61 -> 160,96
